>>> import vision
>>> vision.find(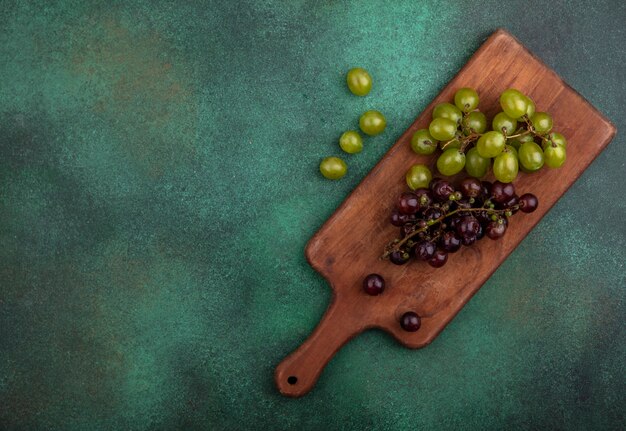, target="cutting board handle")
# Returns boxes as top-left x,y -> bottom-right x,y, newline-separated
275,295 -> 365,397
